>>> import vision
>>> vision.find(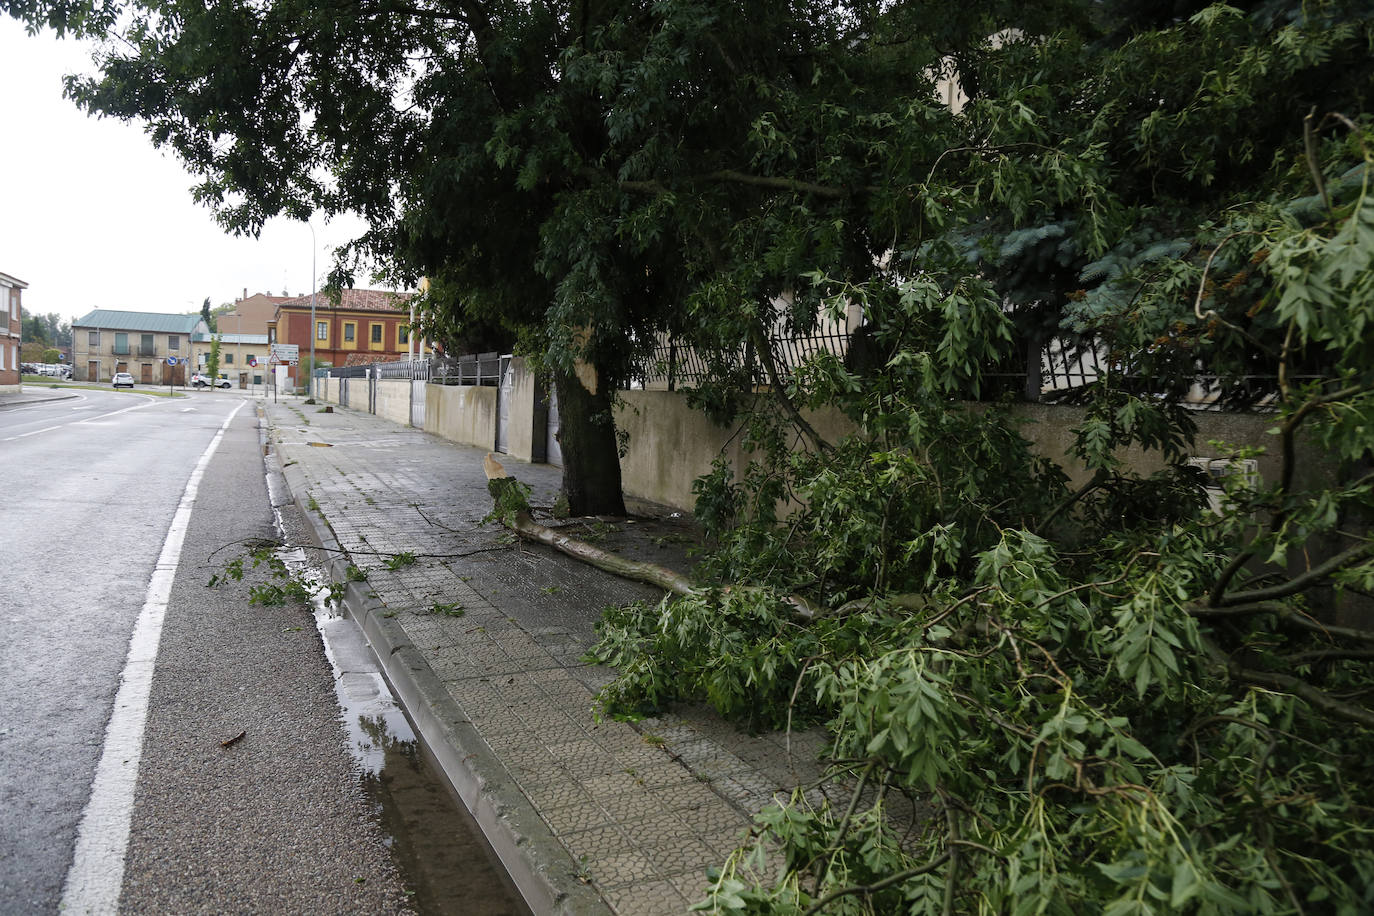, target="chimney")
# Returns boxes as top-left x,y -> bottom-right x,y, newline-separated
243,288 -> 248,301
